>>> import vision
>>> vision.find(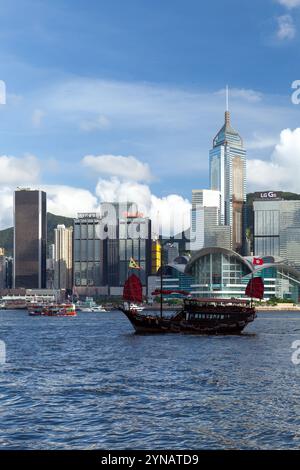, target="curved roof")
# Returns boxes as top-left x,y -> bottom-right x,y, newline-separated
185,247 -> 300,283
253,263 -> 300,283
185,247 -> 254,275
